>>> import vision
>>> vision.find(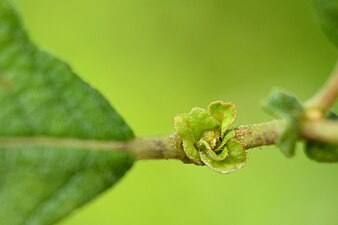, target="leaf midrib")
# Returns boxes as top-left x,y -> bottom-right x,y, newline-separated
0,136 -> 131,152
